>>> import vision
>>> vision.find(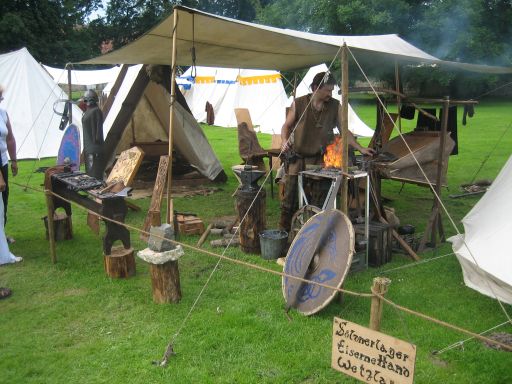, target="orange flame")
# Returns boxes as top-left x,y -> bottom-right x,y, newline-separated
323,136 -> 343,168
